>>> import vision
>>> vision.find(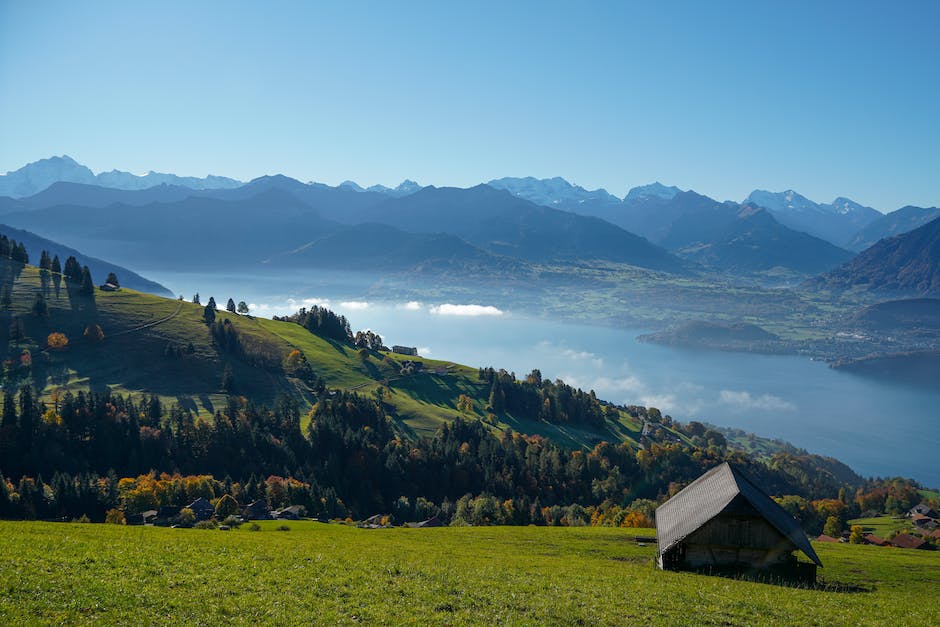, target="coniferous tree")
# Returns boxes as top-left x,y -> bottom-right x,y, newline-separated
1,391 -> 16,428
226,298 -> 236,313
237,301 -> 249,315
51,255 -> 61,275
8,317 -> 24,343
64,256 -> 82,282
80,266 -> 95,296
207,297 -> 217,310
105,272 -> 119,287
0,285 -> 12,311
11,242 -> 28,264
32,293 -> 48,317
203,303 -> 216,325
39,250 -> 52,270
192,293 -> 201,305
